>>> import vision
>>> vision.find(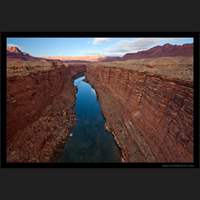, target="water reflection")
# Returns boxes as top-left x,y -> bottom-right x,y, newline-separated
59,76 -> 121,163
